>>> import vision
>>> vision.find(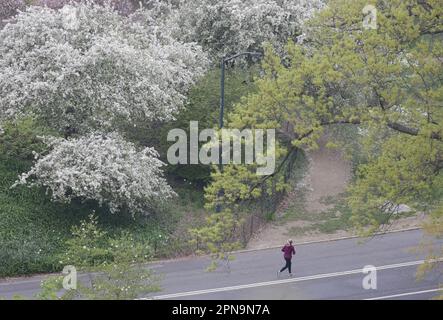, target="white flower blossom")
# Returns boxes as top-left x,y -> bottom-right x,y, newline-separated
166,0 -> 324,60
0,2 -> 208,133
15,132 -> 176,215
